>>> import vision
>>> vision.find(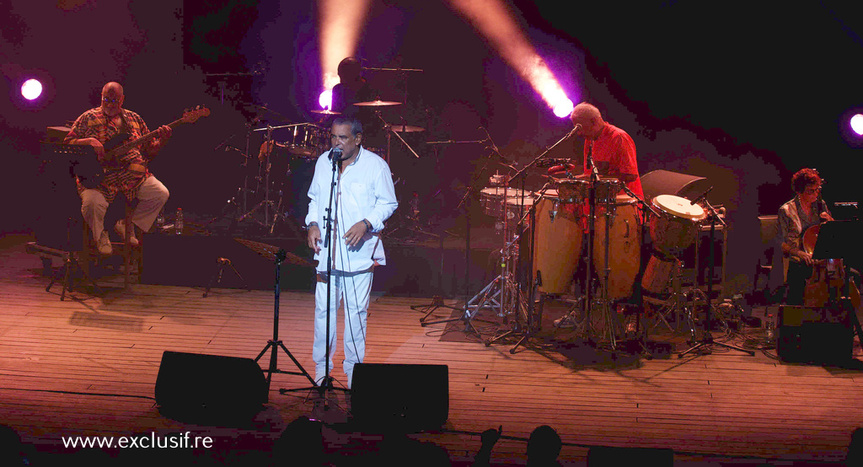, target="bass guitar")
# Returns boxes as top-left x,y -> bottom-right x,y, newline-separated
74,106 -> 210,188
